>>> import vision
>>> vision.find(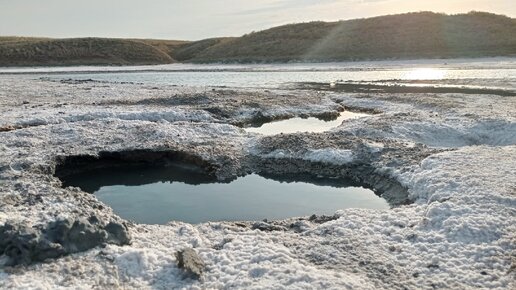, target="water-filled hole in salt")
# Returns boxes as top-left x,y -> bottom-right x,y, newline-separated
60,163 -> 388,224
245,111 -> 369,135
